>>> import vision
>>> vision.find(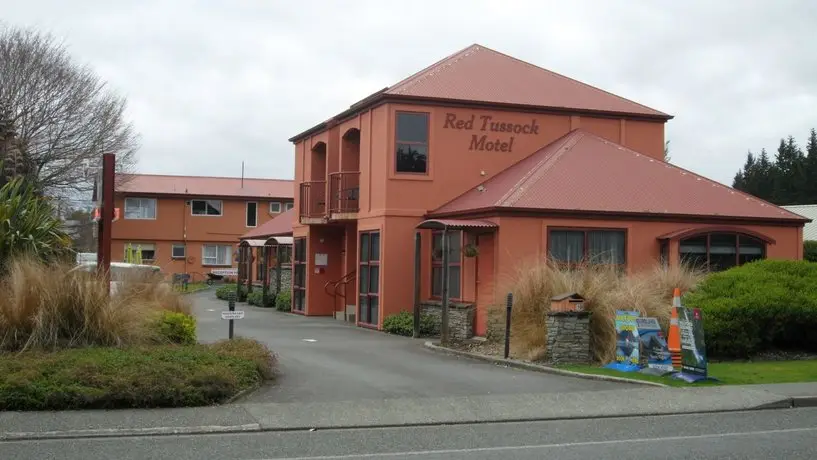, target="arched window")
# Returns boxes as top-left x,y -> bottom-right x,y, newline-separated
679,232 -> 766,271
